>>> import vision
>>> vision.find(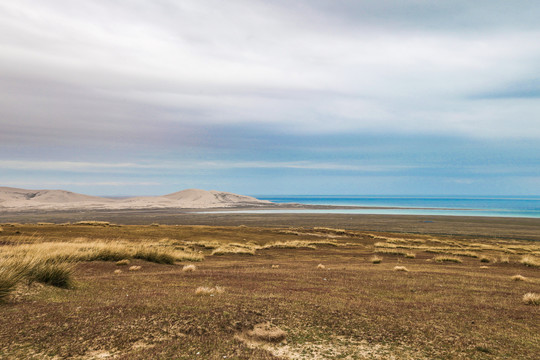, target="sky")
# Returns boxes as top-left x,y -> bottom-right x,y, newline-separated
1,0 -> 540,196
